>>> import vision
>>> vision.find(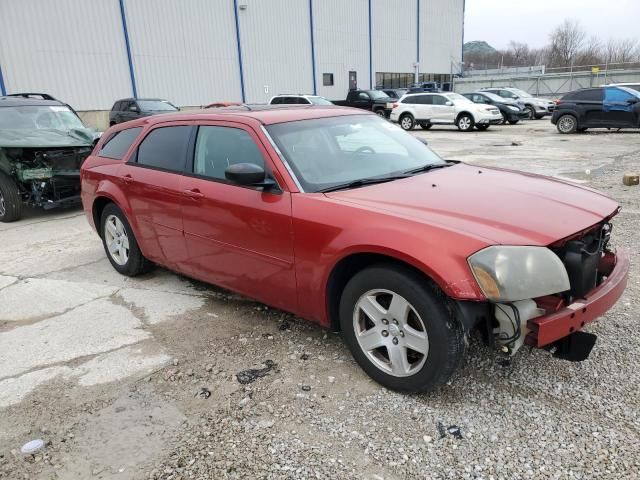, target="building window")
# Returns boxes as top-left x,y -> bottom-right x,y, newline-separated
323,73 -> 334,86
